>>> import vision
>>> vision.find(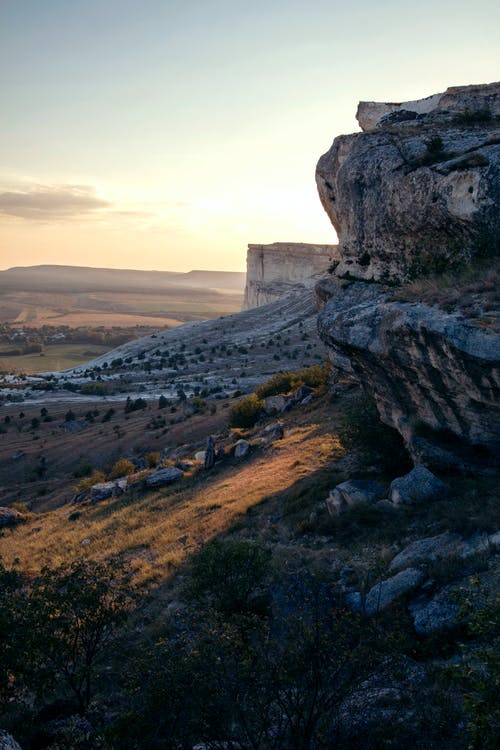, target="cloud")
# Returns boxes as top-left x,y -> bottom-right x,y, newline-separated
0,184 -> 111,221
